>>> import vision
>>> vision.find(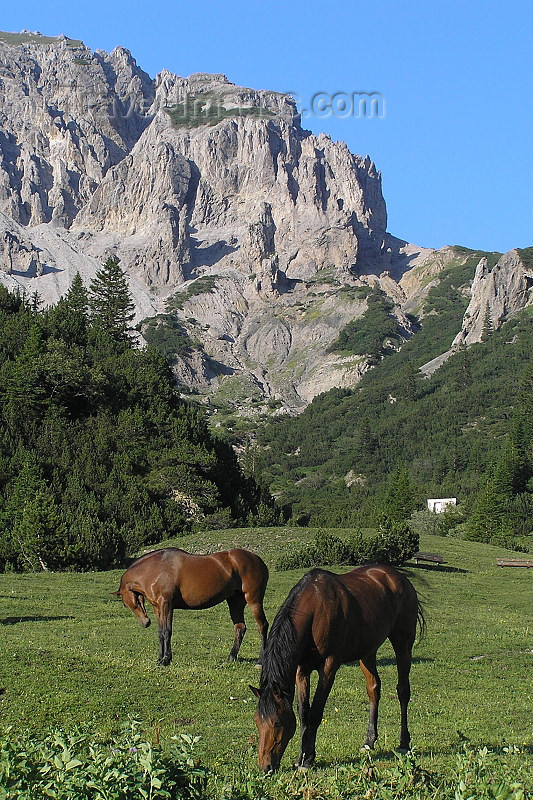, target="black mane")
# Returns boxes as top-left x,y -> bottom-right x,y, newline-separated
258,570 -> 320,715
